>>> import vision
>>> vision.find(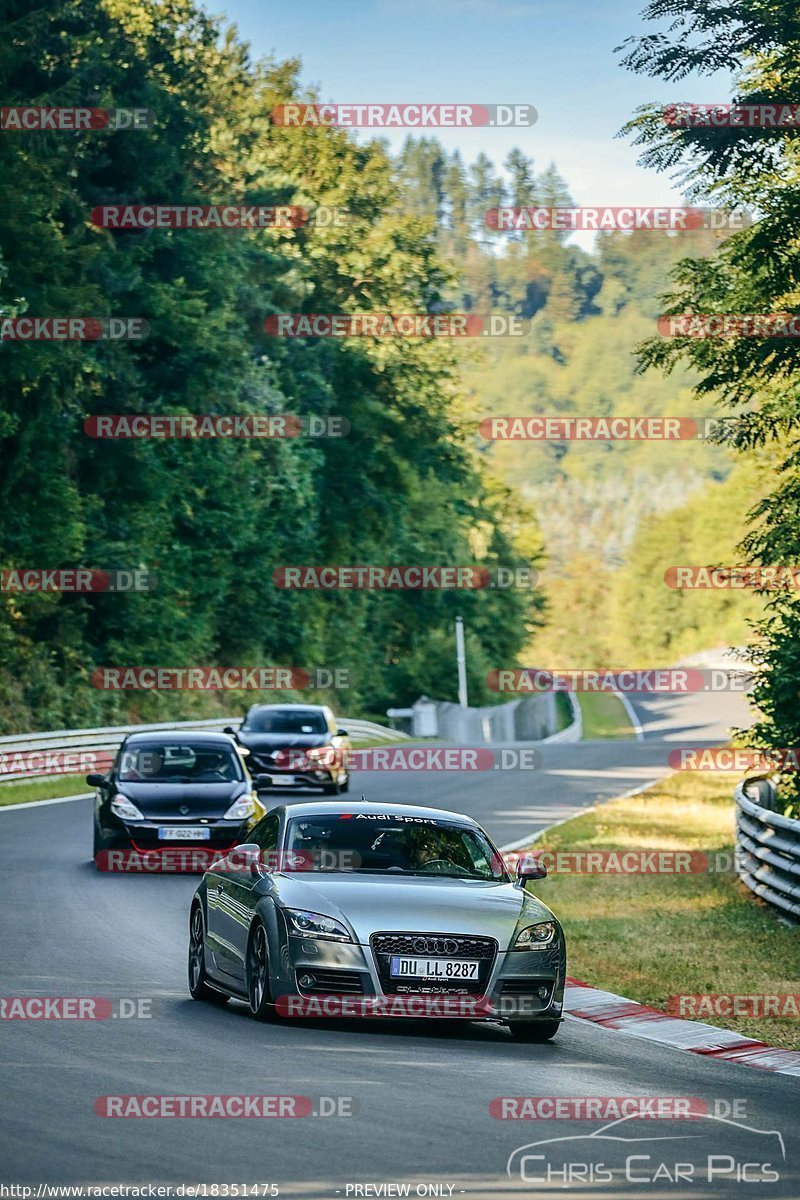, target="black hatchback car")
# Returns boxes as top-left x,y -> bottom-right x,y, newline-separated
90,730 -> 266,870
228,704 -> 351,795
